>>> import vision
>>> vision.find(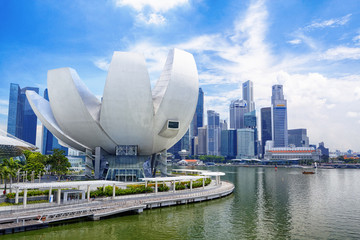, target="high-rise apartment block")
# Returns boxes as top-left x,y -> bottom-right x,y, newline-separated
271,85 -> 288,147
7,83 -> 39,145
207,110 -> 220,156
